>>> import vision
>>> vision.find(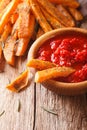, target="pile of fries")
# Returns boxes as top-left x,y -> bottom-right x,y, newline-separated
1,0 -> 82,92
0,0 -> 83,66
